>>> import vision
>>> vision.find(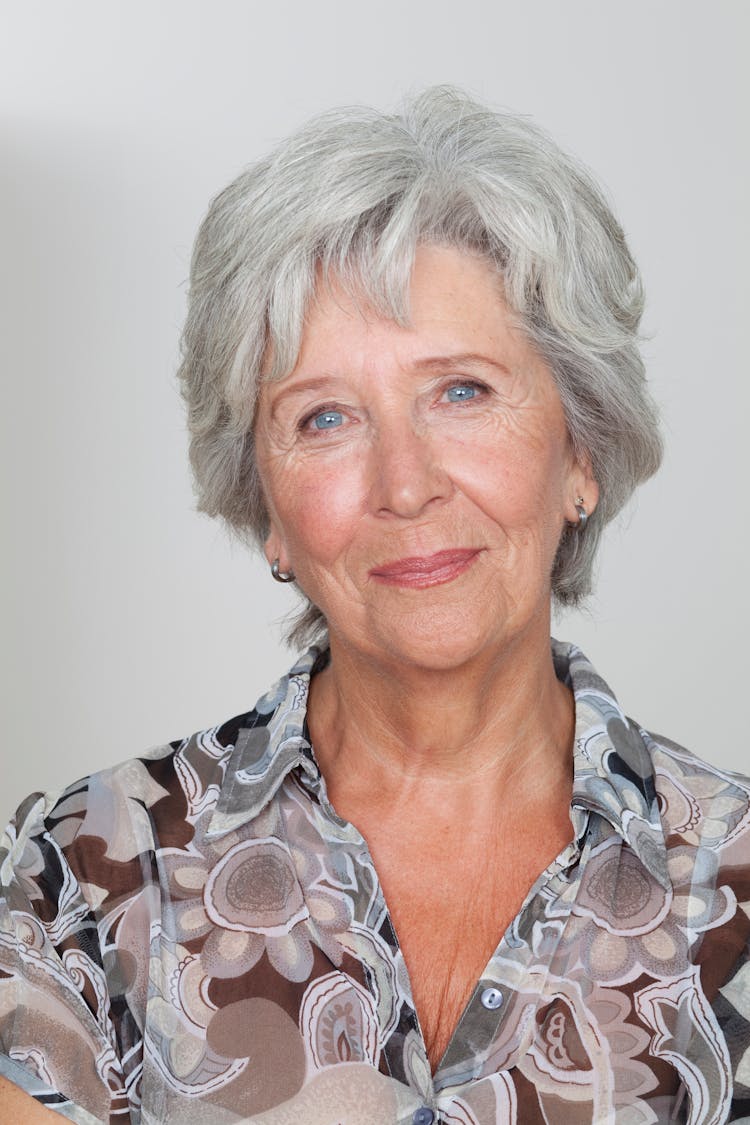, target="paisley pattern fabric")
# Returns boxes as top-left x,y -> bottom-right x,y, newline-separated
1,639 -> 749,1124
